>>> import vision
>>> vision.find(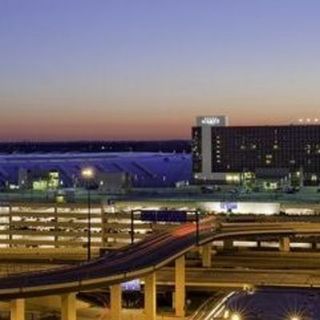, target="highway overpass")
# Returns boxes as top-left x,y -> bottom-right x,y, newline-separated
157,266 -> 320,289
2,220 -> 320,320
